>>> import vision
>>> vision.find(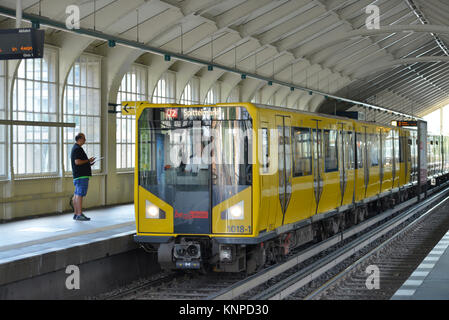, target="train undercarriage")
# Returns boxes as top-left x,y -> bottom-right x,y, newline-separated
141,173 -> 449,274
